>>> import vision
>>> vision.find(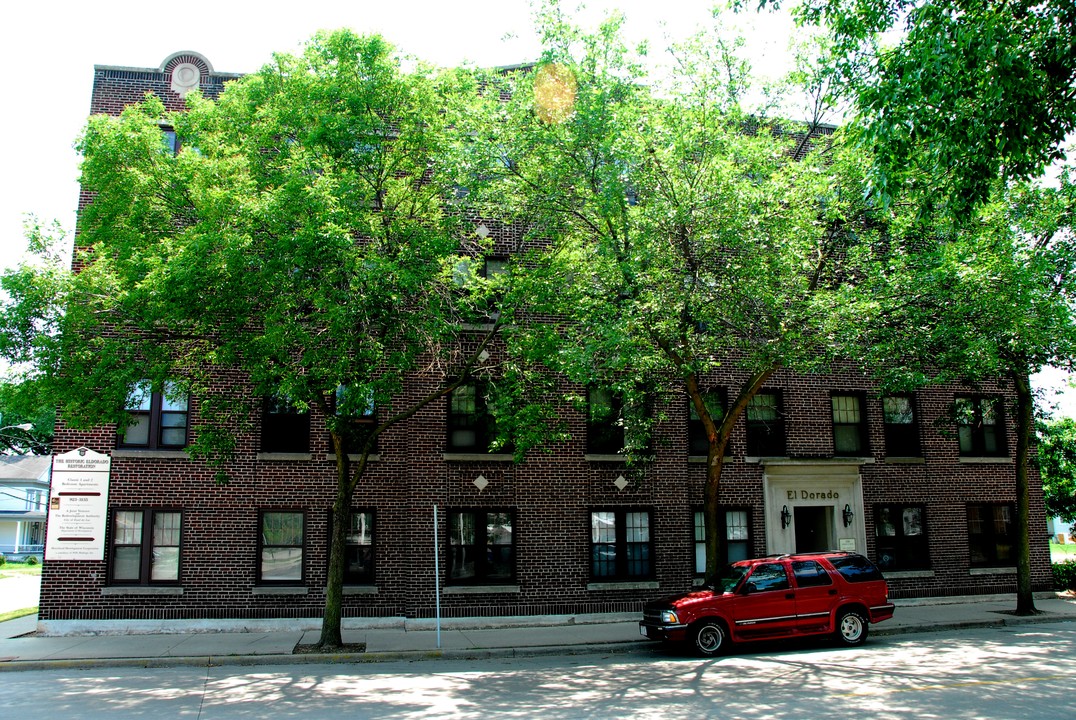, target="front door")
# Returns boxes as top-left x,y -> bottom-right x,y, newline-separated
795,506 -> 834,552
